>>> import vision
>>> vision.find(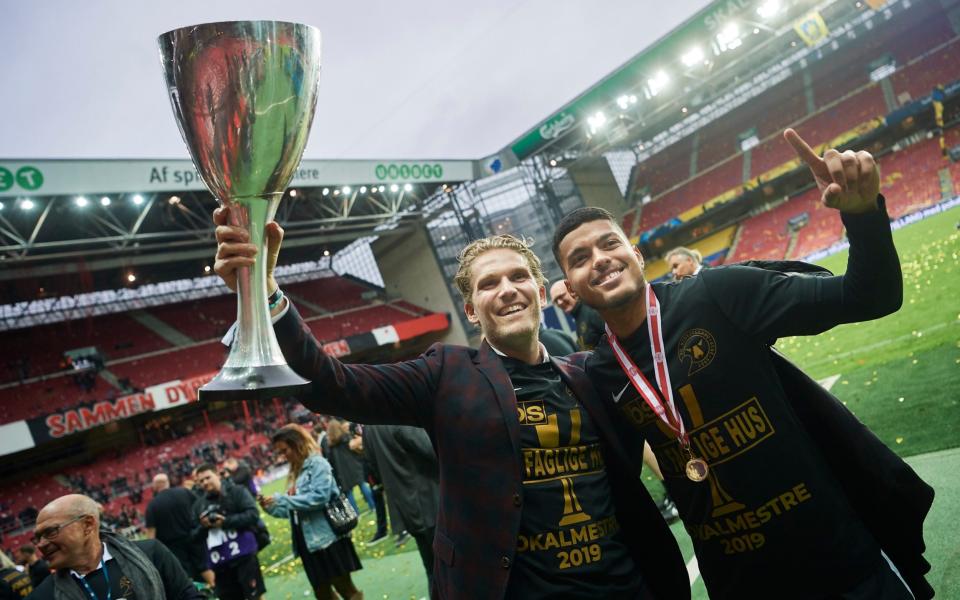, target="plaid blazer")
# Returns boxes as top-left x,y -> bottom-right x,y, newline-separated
275,304 -> 689,600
